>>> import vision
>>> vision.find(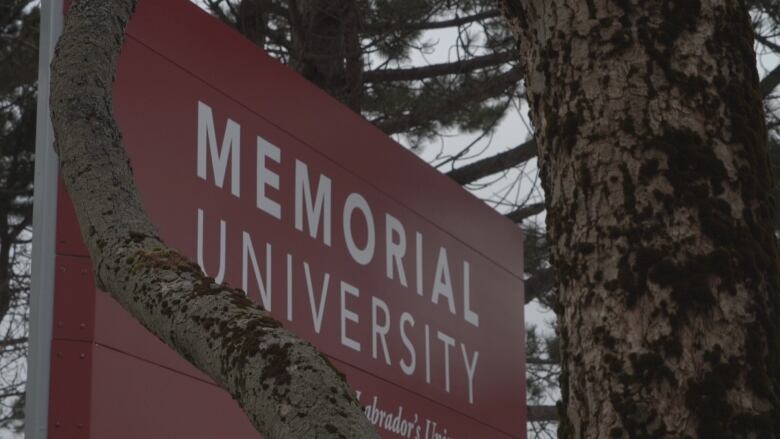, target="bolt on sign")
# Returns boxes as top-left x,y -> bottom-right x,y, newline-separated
27,0 -> 526,438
